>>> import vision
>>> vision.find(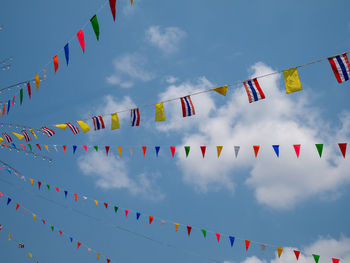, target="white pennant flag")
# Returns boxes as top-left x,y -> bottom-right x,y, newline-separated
234,146 -> 240,158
